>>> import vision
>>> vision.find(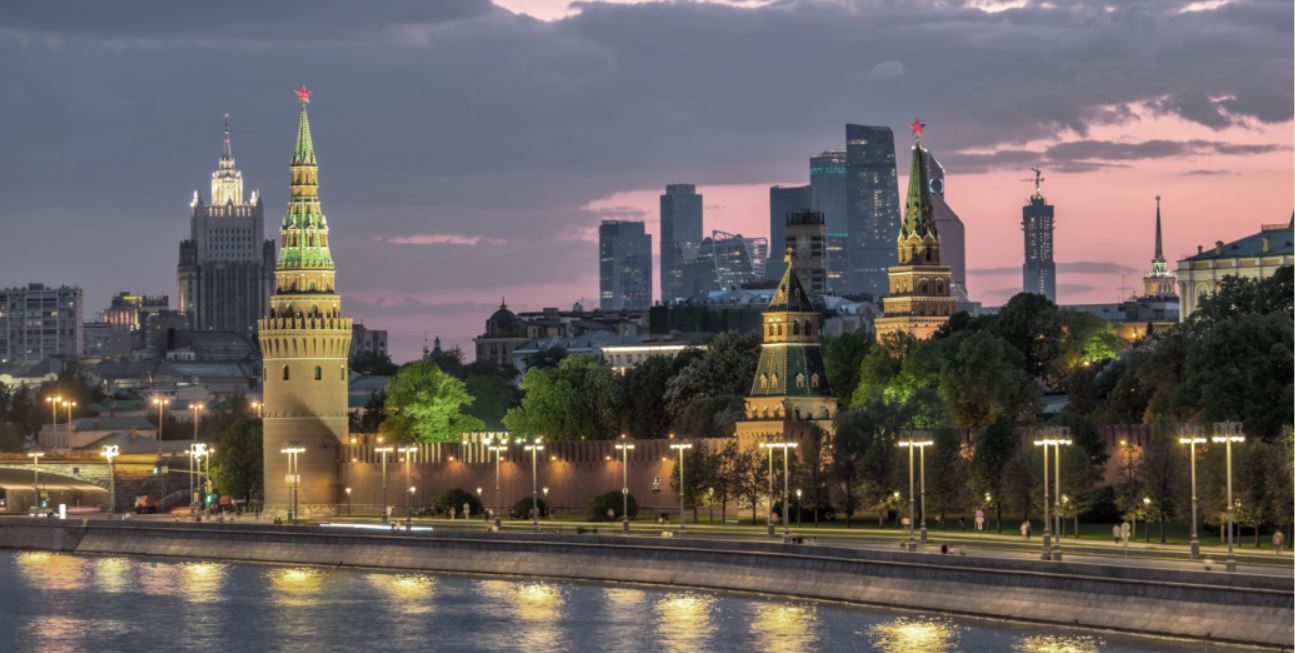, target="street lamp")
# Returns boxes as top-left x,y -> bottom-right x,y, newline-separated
1033,428 -> 1072,560
795,488 -> 803,528
27,451 -> 45,512
101,445 -> 119,514
485,437 -> 507,528
375,445 -> 394,523
344,486 -> 352,517
476,487 -> 484,521
63,400 -> 76,431
192,443 -> 210,516
249,400 -> 262,419
399,445 -> 418,528
45,395 -> 62,439
524,438 -> 545,530
189,402 -> 205,513
1178,425 -> 1208,559
279,443 -> 304,521
1212,422 -> 1245,572
615,434 -> 635,533
669,441 -> 693,532
1142,496 -> 1152,543
899,435 -> 933,547
542,486 -> 549,518
761,441 -> 798,542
